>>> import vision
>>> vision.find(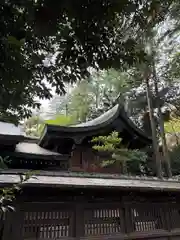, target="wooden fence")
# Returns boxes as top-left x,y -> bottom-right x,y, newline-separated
2,201 -> 180,240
